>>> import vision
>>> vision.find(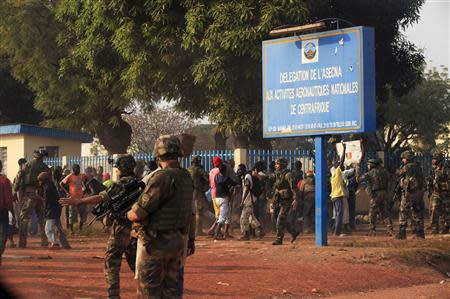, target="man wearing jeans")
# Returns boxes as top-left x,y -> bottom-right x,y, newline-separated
330,143 -> 346,236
